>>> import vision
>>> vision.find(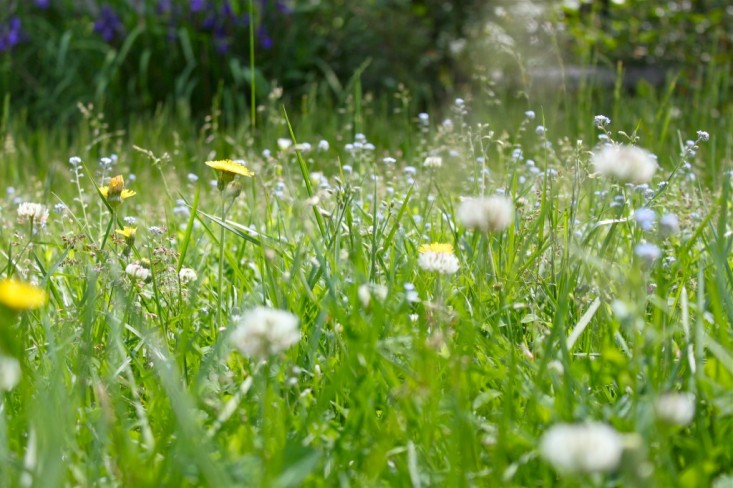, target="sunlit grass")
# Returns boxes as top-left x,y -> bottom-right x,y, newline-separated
0,78 -> 732,486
